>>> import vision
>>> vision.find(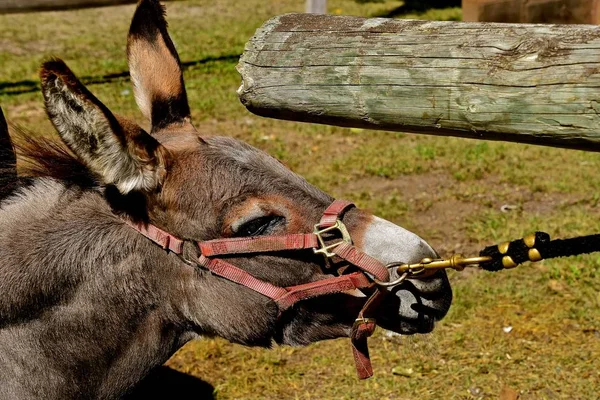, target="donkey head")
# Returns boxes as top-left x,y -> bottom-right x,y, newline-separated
39,0 -> 451,349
